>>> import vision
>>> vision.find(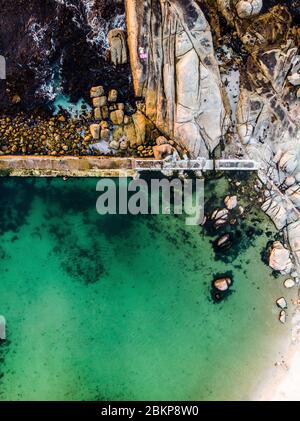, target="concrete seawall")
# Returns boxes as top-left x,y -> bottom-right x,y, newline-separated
0,156 -> 259,177
0,156 -> 136,177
